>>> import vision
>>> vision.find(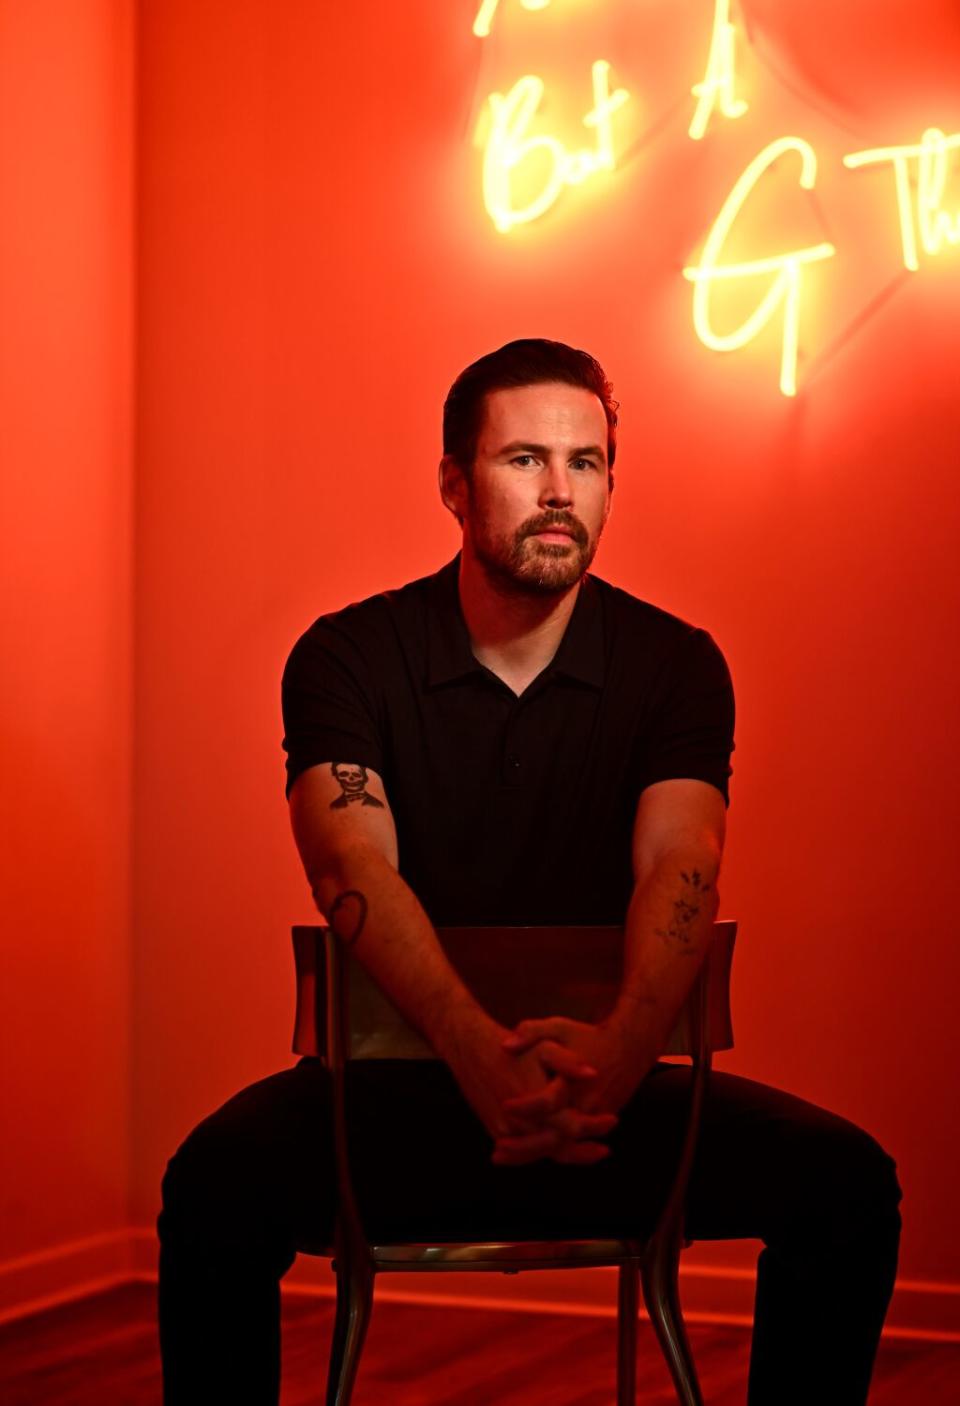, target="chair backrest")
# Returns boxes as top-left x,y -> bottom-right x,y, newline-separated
292,921 -> 736,1063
